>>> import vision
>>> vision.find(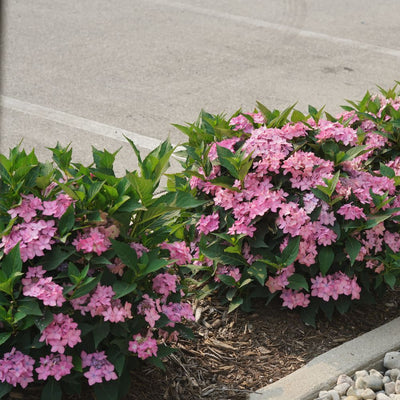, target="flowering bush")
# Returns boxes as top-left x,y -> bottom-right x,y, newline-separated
0,140 -> 203,399
170,83 -> 400,324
